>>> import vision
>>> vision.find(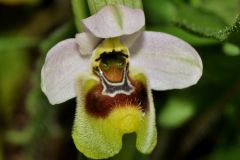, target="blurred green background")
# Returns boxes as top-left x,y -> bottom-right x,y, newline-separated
0,0 -> 239,160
